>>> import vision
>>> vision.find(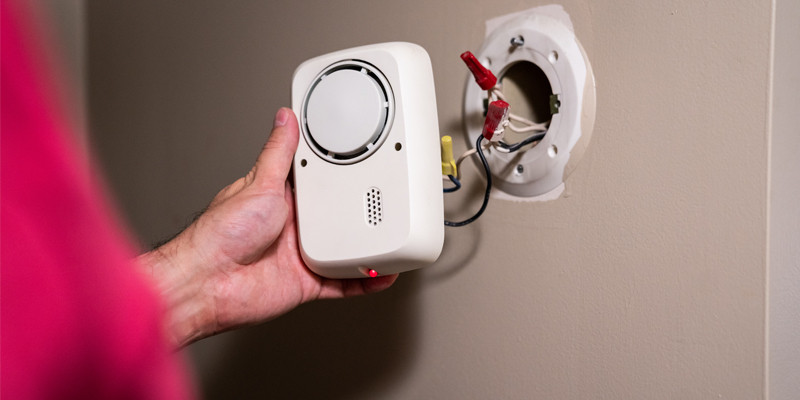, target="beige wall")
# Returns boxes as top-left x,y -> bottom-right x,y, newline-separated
86,0 -> 786,398
768,0 -> 800,398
